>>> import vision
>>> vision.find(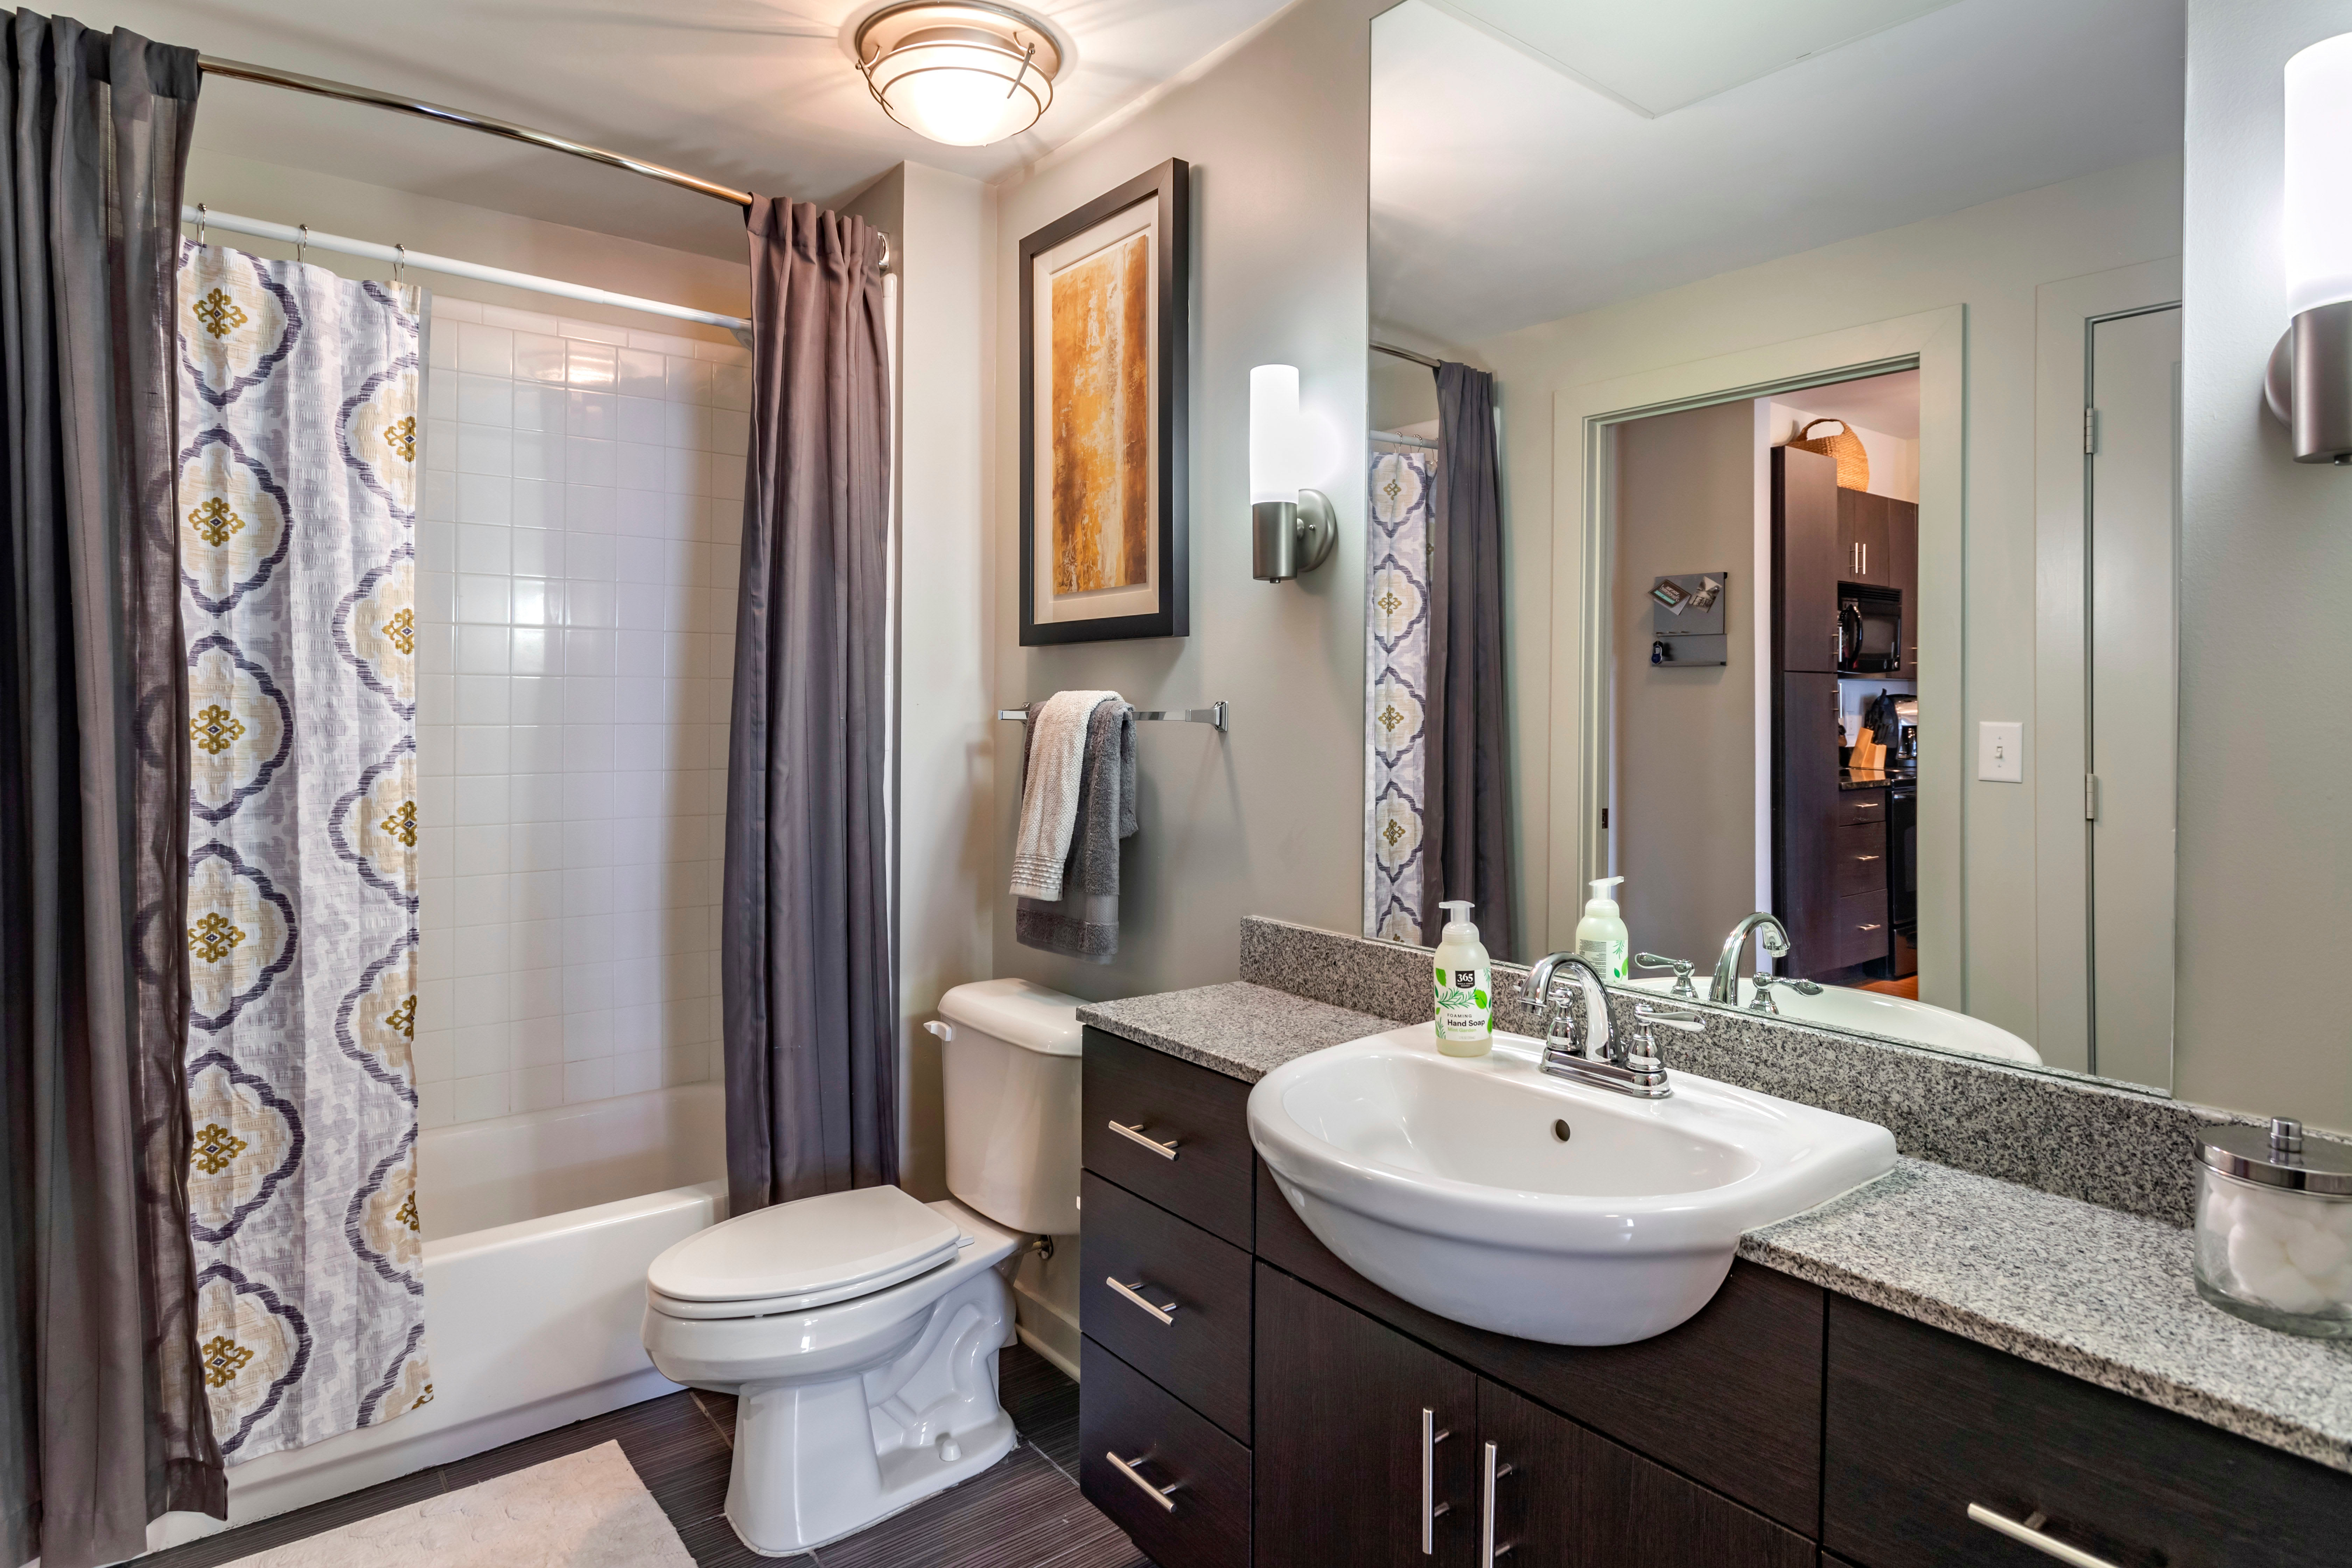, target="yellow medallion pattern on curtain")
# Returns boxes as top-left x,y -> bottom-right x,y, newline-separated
177,241 -> 432,1462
